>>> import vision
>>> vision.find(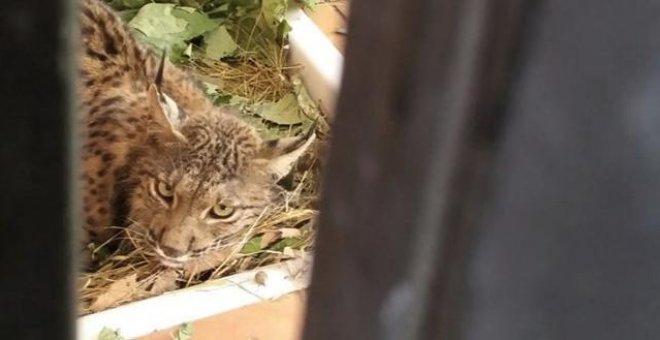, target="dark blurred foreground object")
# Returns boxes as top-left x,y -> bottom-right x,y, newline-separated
303,0 -> 660,339
0,0 -> 75,339
2,0 -> 660,339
